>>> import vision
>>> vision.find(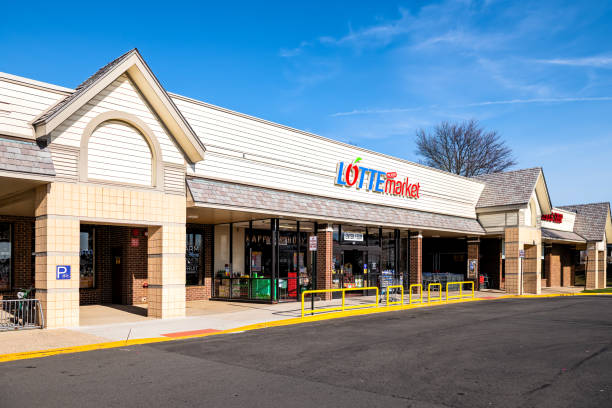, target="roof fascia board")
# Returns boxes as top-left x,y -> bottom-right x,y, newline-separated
476,204 -> 524,213
534,172 -> 552,214
606,212 -> 612,244
33,53 -> 205,163
34,54 -> 138,139
127,60 -> 205,162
